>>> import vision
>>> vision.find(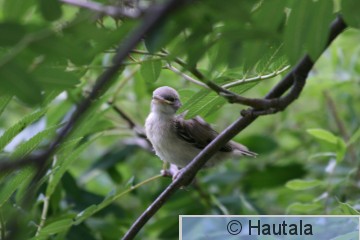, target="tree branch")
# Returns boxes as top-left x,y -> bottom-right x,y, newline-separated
208,71 -> 307,116
207,16 -> 347,117
165,64 -> 209,88
122,16 -> 347,240
108,102 -> 152,149
0,0 -> 189,172
60,0 -> 142,19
